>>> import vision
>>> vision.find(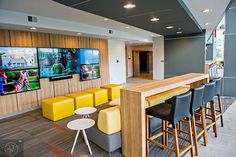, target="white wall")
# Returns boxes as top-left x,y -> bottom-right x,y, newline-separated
153,36 -> 164,80
108,39 -> 126,84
